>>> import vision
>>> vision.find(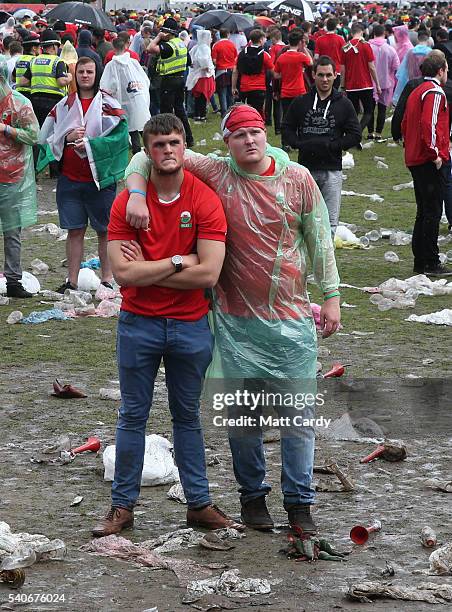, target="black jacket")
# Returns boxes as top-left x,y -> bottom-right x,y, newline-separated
281,87 -> 361,171
391,77 -> 452,142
